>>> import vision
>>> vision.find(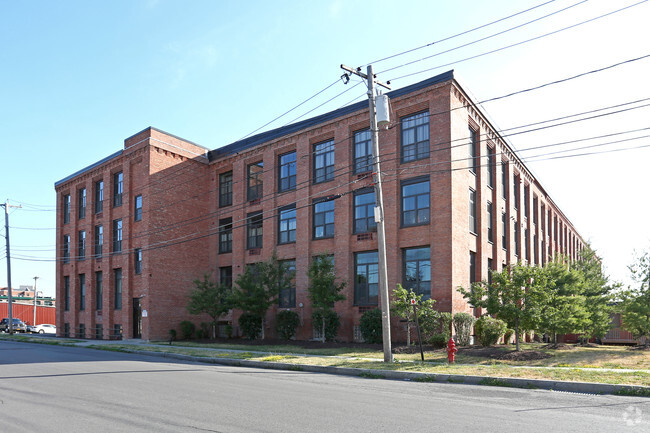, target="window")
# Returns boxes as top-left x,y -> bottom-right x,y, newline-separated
514,220 -> 520,256
524,185 -> 530,218
63,194 -> 71,224
278,260 -> 296,308
247,162 -> 263,201
78,323 -> 86,339
64,276 -> 70,311
502,212 -> 507,250
96,271 -> 103,310
78,230 -> 86,261
534,234 -> 539,264
487,145 -> 495,189
219,171 -> 233,207
468,127 -> 478,174
313,139 -> 335,183
487,258 -> 493,285
114,268 -> 122,310
401,111 -> 429,162
401,178 -> 430,227
278,205 -> 296,244
113,172 -> 123,207
112,219 -> 122,253
313,198 -> 335,239
354,251 -> 379,306
354,129 -> 373,173
134,248 -> 142,274
95,180 -> 103,213
113,324 -> 122,340
247,211 -> 263,249
94,225 -> 103,258
525,228 -> 530,261
63,234 -> 70,264
403,247 -> 431,299
78,188 -> 86,219
219,266 -> 232,289
95,324 -> 103,340
501,162 -> 507,200
353,189 -> 376,234
79,274 -> 86,311
533,196 -> 538,225
513,175 -> 520,210
134,195 -> 142,221
469,188 -> 477,234
218,218 -> 232,253
278,152 -> 297,192
469,252 -> 477,285
487,201 -> 493,243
